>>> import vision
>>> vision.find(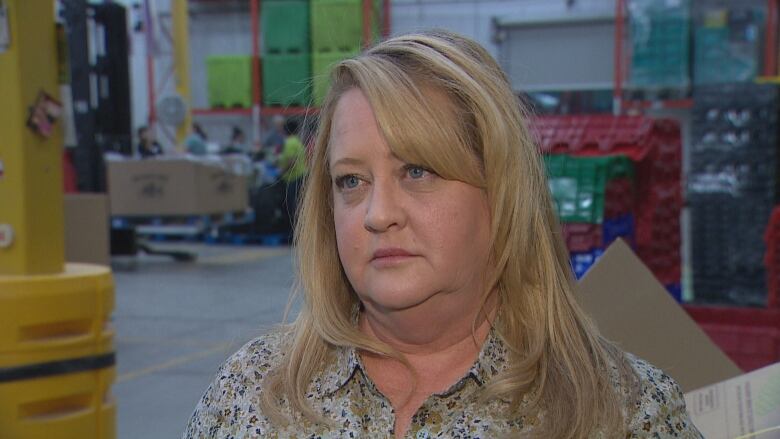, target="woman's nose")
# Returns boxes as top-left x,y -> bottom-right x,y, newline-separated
363,181 -> 405,233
